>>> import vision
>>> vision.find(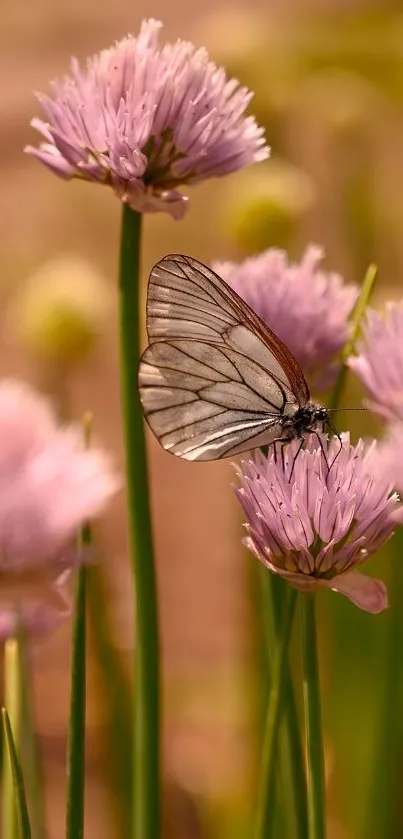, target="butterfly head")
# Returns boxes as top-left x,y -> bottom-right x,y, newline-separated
308,402 -> 330,427
284,401 -> 330,440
